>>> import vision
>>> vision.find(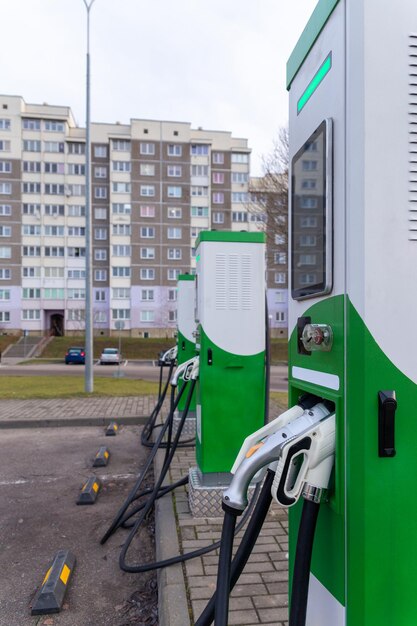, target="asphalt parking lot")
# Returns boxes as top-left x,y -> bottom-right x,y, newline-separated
0,425 -> 155,626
